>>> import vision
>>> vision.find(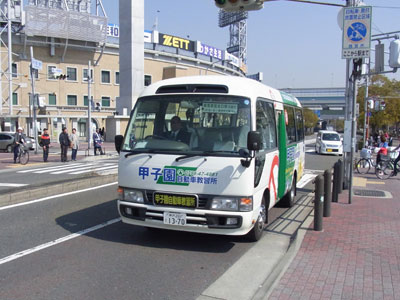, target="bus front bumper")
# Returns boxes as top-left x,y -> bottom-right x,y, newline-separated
118,201 -> 256,236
